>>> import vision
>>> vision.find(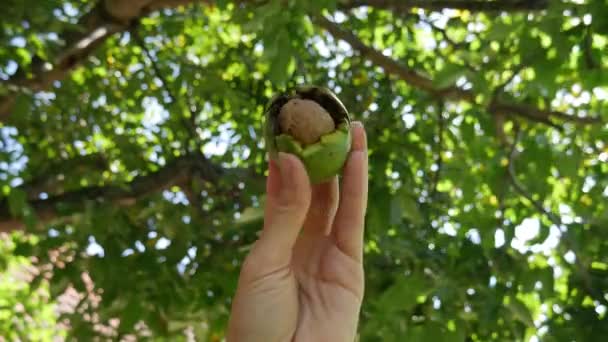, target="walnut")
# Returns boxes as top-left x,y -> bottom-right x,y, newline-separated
278,98 -> 335,145
266,86 -> 351,184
